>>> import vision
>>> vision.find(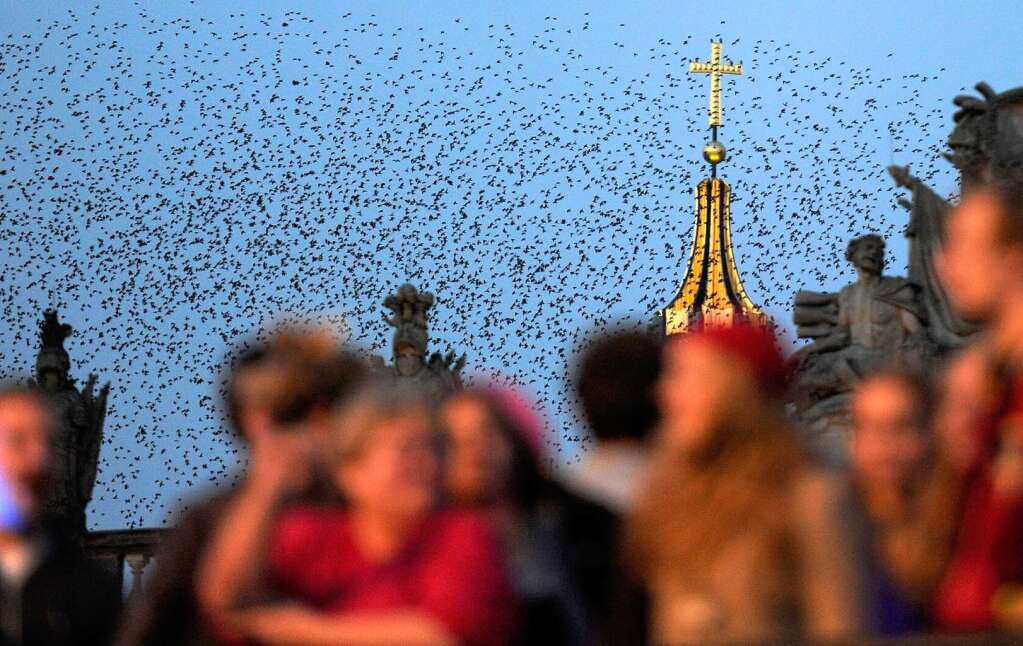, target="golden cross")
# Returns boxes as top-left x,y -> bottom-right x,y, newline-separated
689,40 -> 743,128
